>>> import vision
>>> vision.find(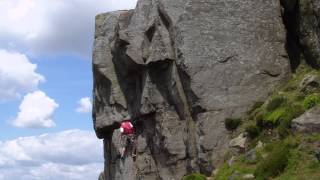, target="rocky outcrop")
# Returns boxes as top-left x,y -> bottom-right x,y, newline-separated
292,106 -> 320,133
92,0 -> 291,179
